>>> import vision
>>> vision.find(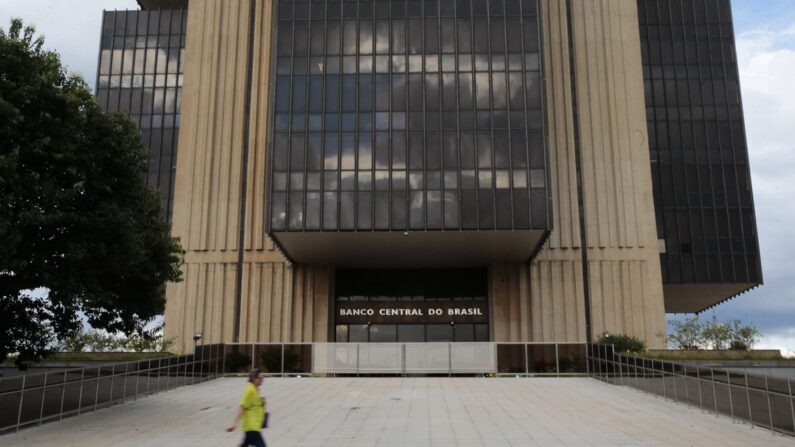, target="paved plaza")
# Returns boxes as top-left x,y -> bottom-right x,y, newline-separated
1,377 -> 793,446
